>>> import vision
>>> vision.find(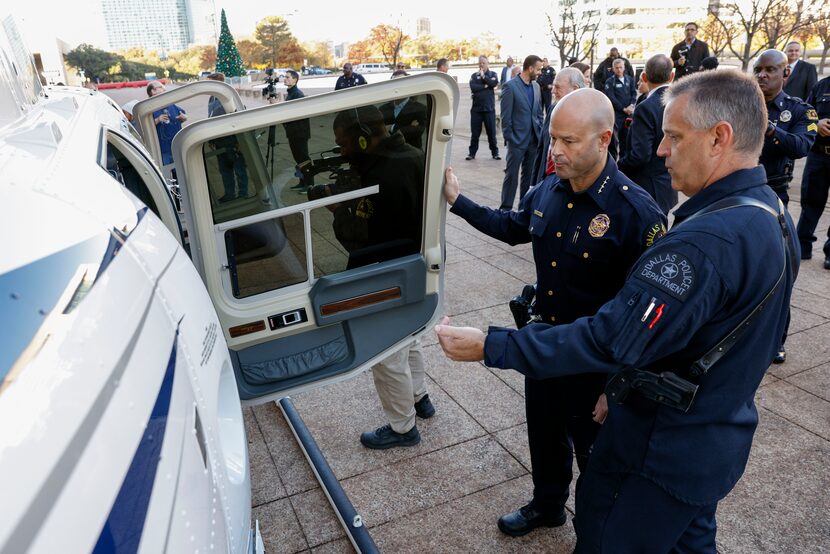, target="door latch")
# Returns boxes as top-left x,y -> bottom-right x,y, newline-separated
268,308 -> 308,330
